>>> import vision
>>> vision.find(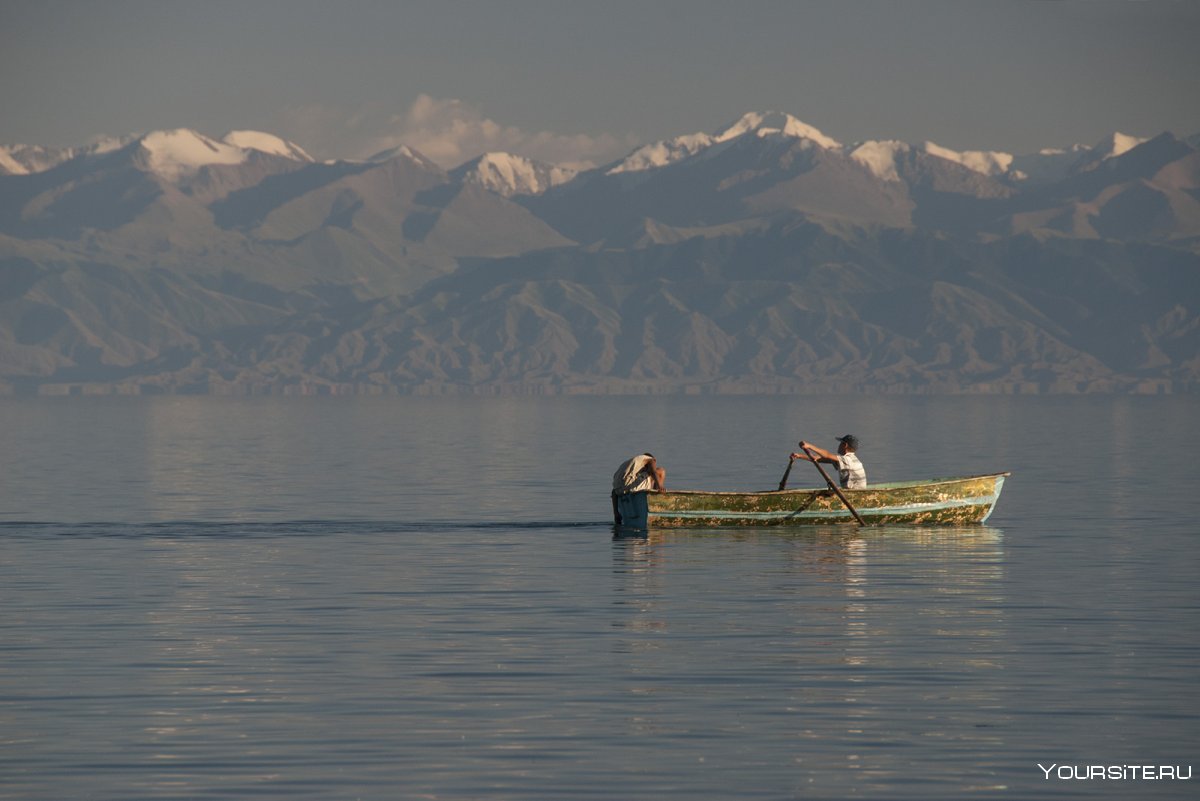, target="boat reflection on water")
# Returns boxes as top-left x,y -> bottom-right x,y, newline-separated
607,526 -> 1012,792
610,525 -> 1005,617
612,523 -> 1004,545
